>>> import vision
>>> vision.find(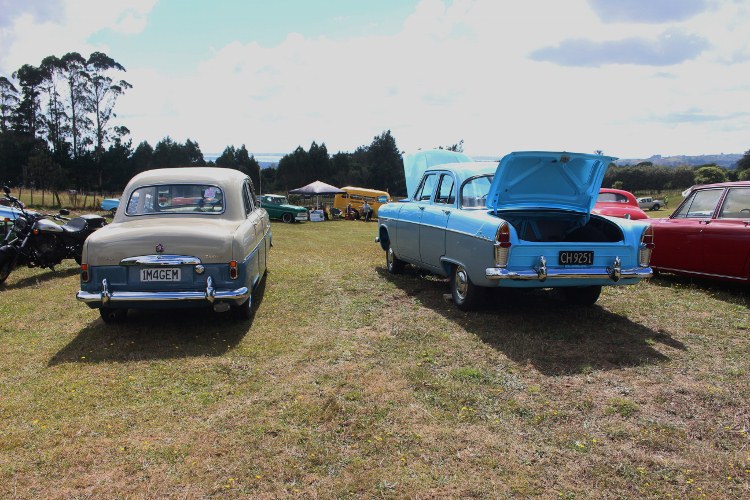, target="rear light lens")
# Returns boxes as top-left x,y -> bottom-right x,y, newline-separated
494,222 -> 511,267
639,225 -> 654,267
229,260 -> 238,279
80,264 -> 89,282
